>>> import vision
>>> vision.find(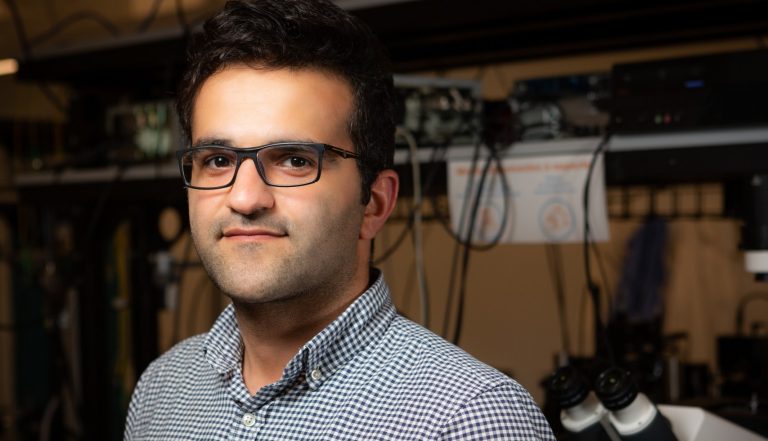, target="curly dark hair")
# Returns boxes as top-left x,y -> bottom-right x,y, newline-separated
176,0 -> 396,204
